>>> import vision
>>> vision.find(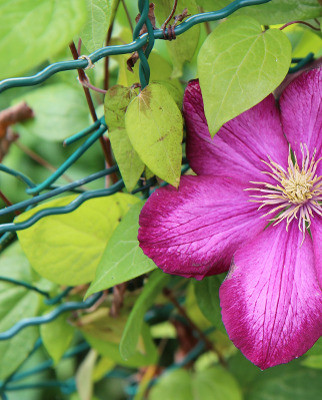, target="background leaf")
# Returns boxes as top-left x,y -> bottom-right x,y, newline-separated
198,17 -> 292,135
17,193 -> 138,285
119,270 -> 170,360
79,308 -> 158,367
125,83 -> 183,187
75,349 -> 98,400
0,0 -> 87,79
0,243 -> 40,380
80,0 -> 112,53
40,310 -> 75,364
14,84 -> 90,141
198,0 -> 322,25
86,202 -> 157,297
194,275 -> 226,333
247,361 -> 322,399
149,367 -> 242,400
